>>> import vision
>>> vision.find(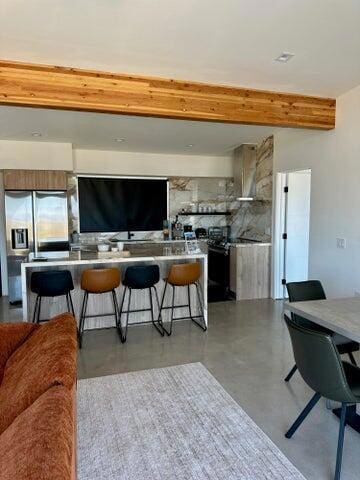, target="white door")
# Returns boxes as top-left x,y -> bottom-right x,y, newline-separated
284,170 -> 311,290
